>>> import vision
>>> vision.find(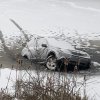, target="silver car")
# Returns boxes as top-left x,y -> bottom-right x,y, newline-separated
21,36 -> 91,71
